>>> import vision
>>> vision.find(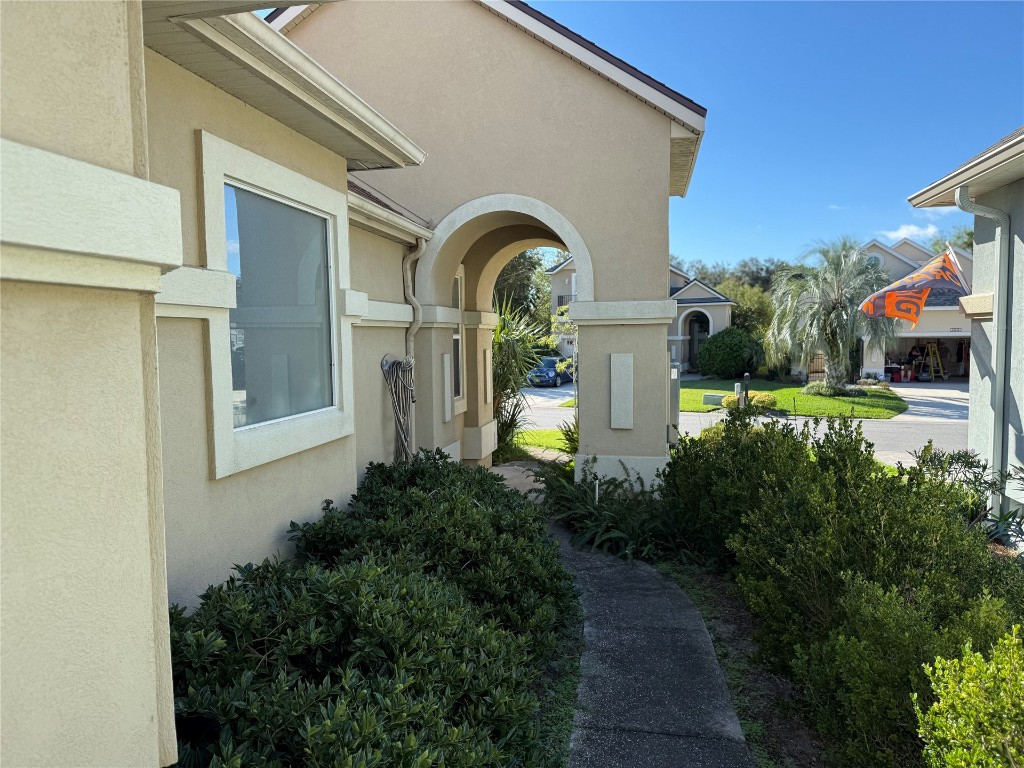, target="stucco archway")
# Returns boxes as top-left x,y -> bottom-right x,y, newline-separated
414,194 -> 594,306
411,194 -> 593,464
